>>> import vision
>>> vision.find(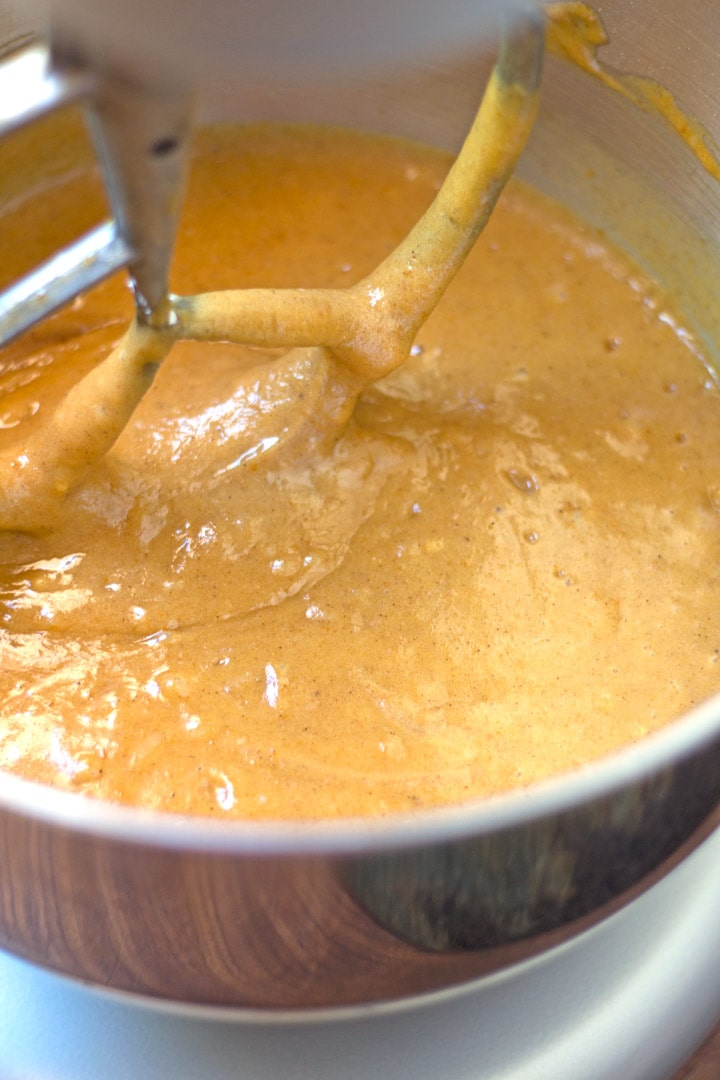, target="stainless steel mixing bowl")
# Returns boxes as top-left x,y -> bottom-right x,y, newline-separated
0,0 -> 719,1011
